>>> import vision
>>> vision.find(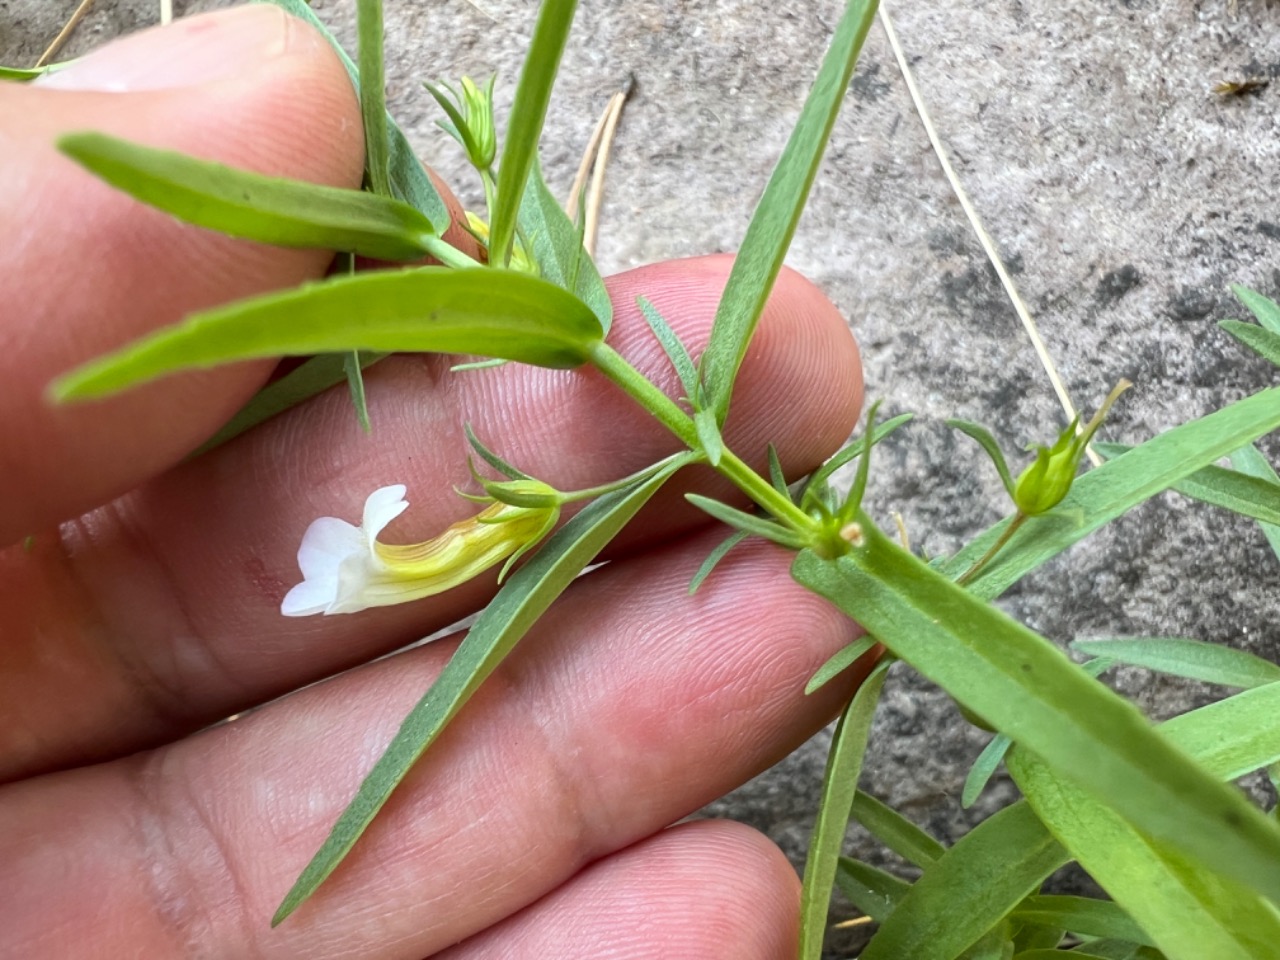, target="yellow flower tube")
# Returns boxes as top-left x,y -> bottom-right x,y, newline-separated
281,484 -> 559,616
